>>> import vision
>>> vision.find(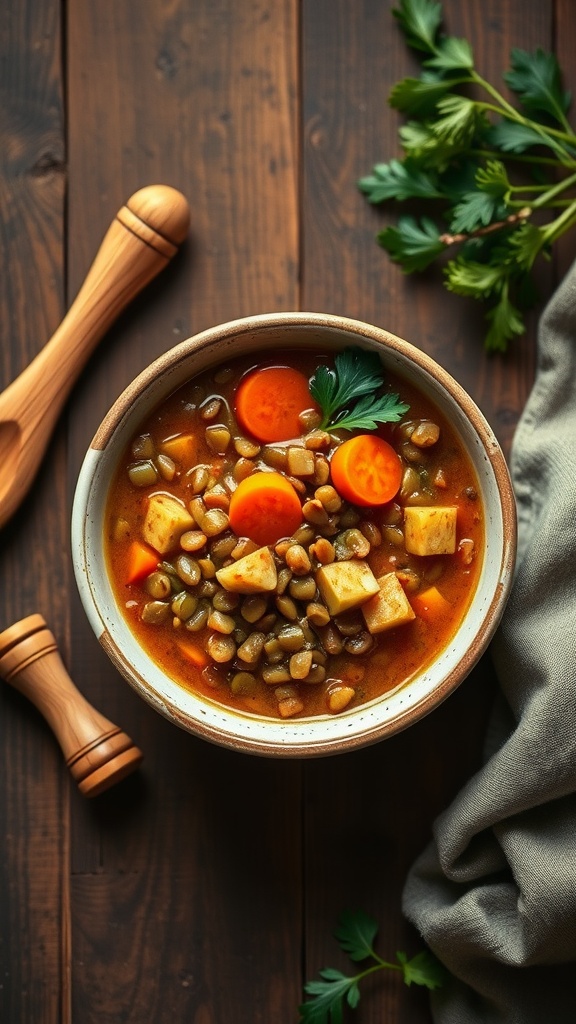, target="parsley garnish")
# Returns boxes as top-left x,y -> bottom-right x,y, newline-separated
299,909 -> 445,1023
358,0 -> 576,351
309,347 -> 409,432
